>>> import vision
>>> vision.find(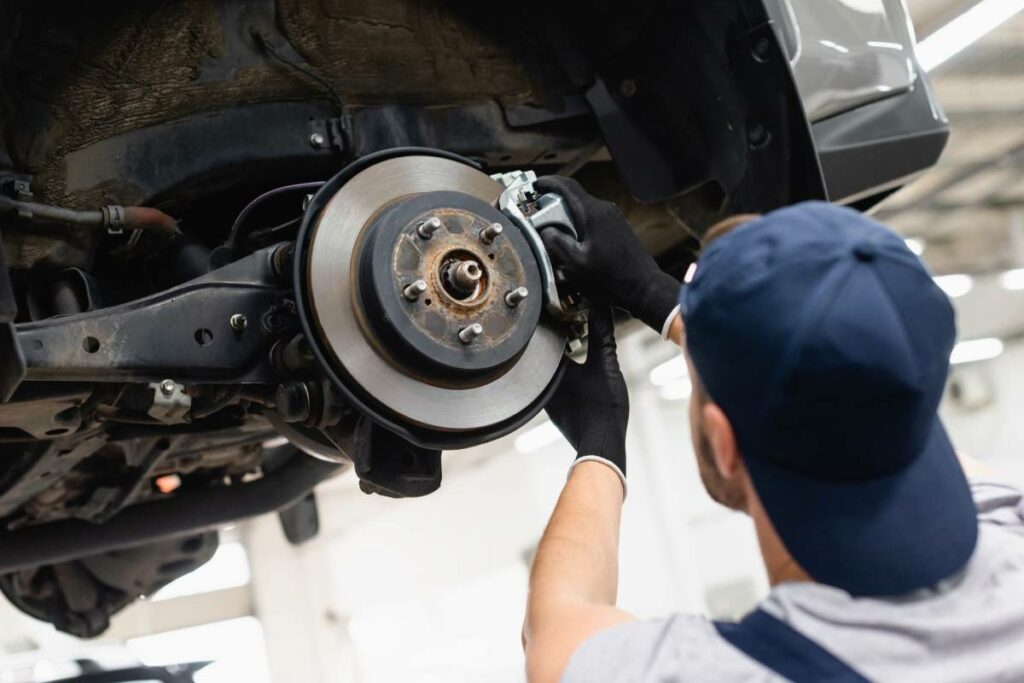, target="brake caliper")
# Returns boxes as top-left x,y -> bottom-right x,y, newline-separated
492,170 -> 587,335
